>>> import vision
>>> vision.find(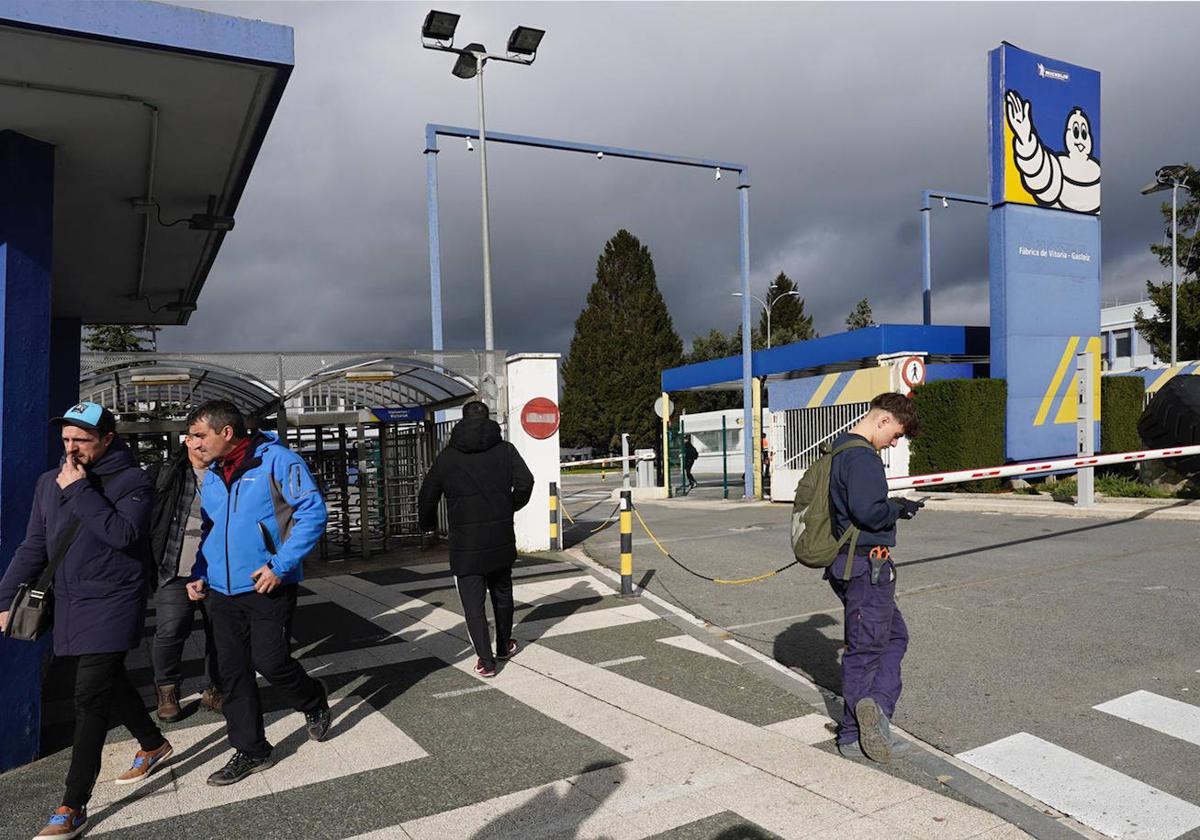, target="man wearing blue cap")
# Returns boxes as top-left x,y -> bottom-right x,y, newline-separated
0,402 -> 172,839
